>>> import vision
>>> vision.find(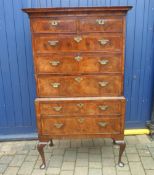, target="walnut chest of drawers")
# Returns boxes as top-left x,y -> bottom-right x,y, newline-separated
23,6 -> 131,169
